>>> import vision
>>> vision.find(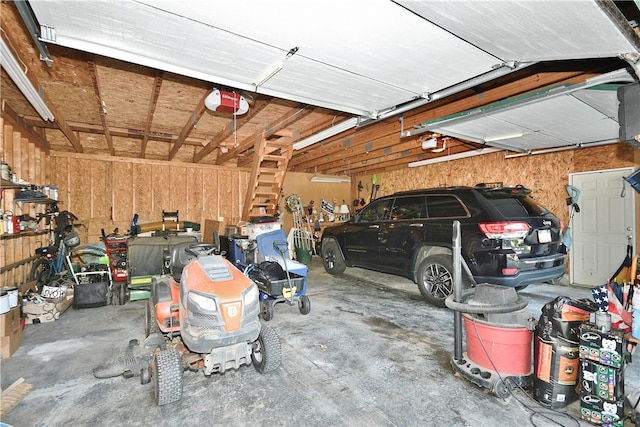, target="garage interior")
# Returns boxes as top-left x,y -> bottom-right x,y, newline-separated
1,0 -> 640,425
